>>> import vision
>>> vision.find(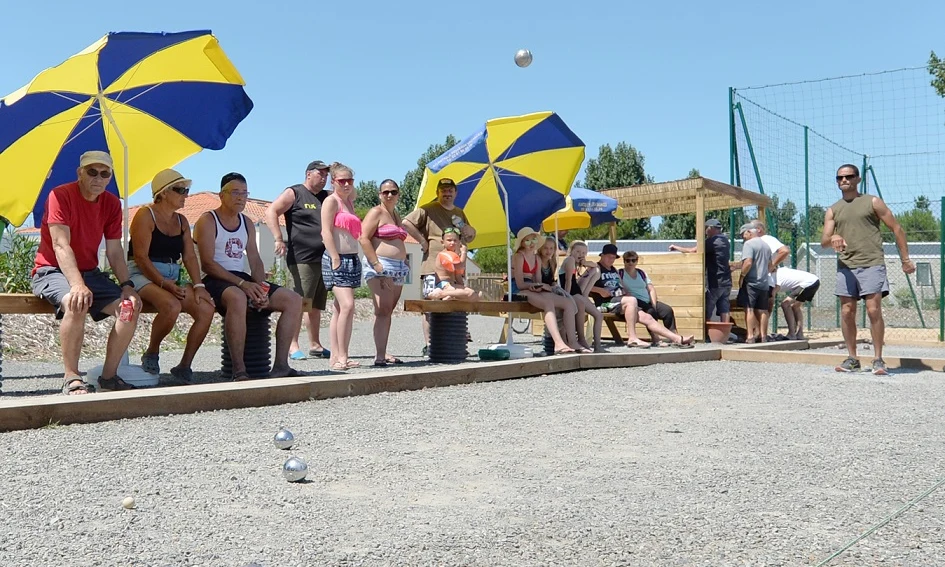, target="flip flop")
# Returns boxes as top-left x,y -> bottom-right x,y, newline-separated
345,360 -> 361,369
330,362 -> 349,372
289,350 -> 307,360
626,341 -> 651,349
270,367 -> 301,378
553,347 -> 576,355
373,360 -> 389,367
232,371 -> 251,381
385,356 -> 404,364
